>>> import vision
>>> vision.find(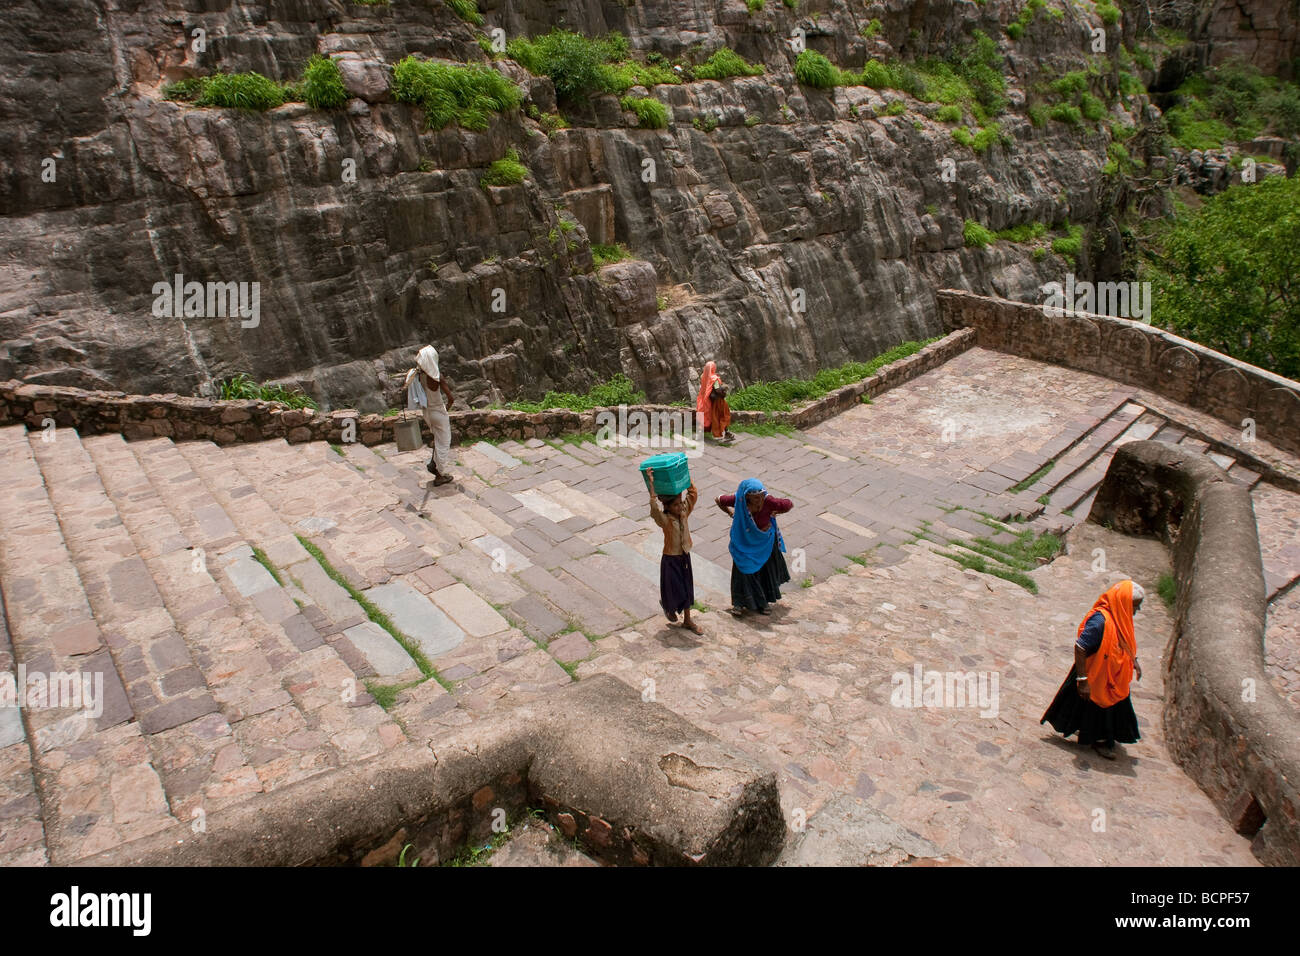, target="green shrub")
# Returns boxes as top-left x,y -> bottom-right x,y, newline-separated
1079,91 -> 1105,121
794,50 -> 837,88
963,219 -> 995,247
746,0 -> 764,11
301,55 -> 349,109
1050,71 -> 1090,97
1096,2 -> 1120,25
591,243 -> 632,266
692,48 -> 764,80
447,0 -> 484,24
218,373 -> 318,409
1052,224 -> 1084,262
995,221 -> 1047,242
1006,22 -> 1024,40
1028,104 -> 1049,127
620,95 -> 669,128
936,103 -> 962,123
392,56 -> 522,129
195,72 -> 285,110
728,340 -> 937,412
506,29 -> 628,101
506,373 -> 645,412
783,0 -> 798,8
163,77 -> 206,102
972,122 -> 1004,151
480,148 -> 527,187
952,126 -> 975,147
602,60 -> 680,91
860,59 -> 894,89
1142,176 -> 1300,378
881,100 -> 904,115
862,18 -> 883,38
1049,103 -> 1082,125
1259,85 -> 1300,137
